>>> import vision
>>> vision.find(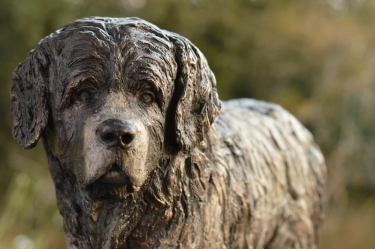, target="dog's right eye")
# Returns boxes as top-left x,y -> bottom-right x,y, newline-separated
76,90 -> 92,102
